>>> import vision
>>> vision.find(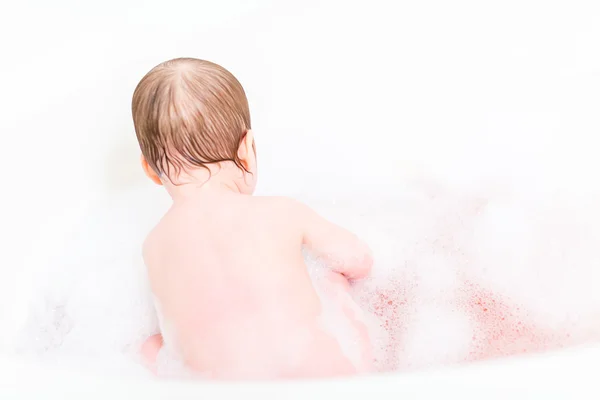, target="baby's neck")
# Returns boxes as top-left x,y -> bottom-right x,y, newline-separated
163,165 -> 246,203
